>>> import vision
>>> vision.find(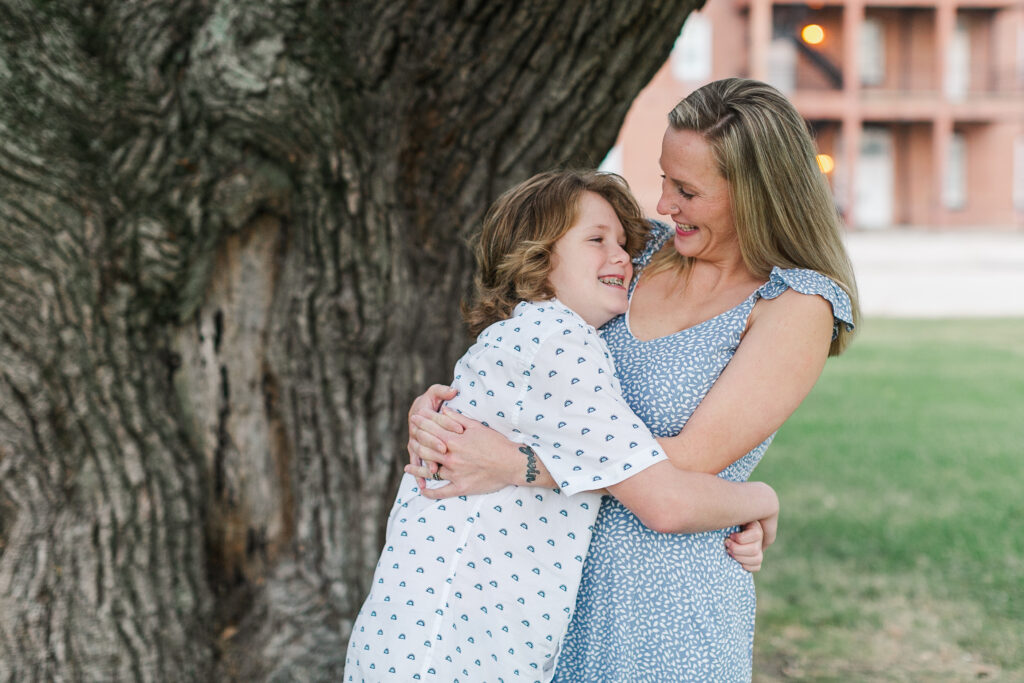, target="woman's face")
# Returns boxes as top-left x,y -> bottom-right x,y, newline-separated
547,191 -> 632,329
656,127 -> 739,264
